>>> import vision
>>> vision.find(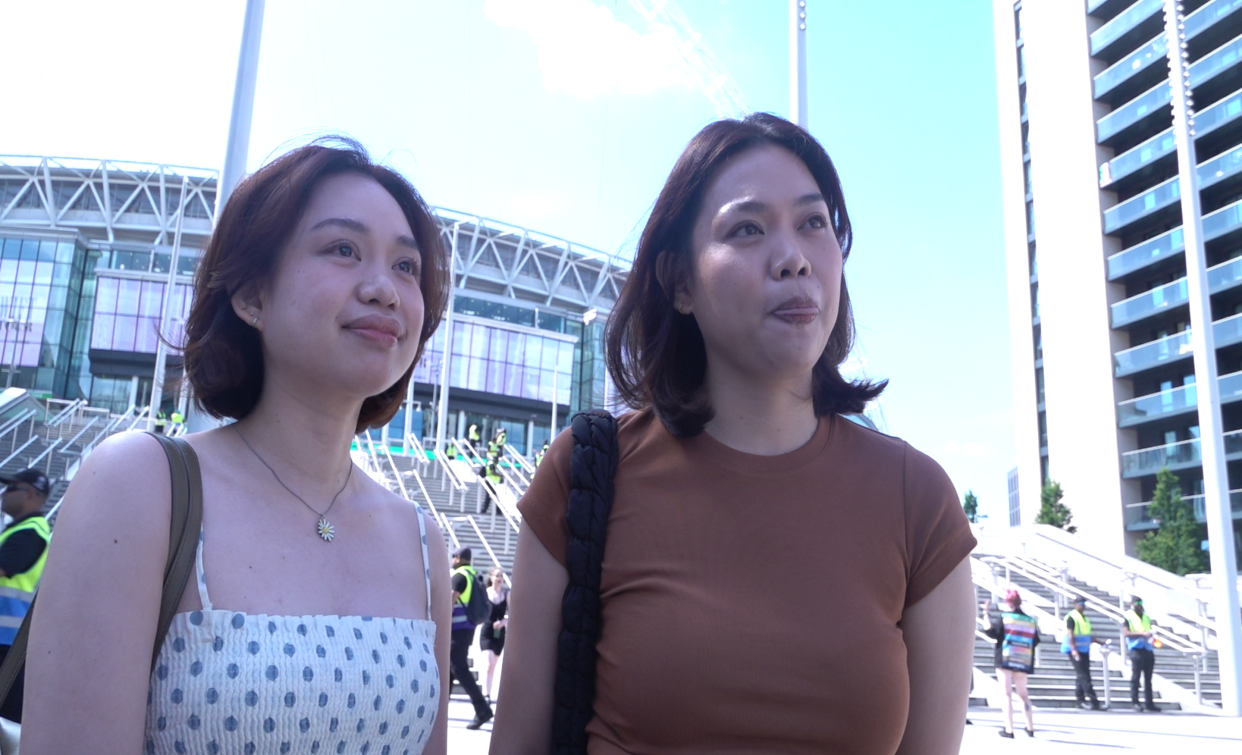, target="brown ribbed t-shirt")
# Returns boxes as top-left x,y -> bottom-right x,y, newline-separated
519,410 -> 976,755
